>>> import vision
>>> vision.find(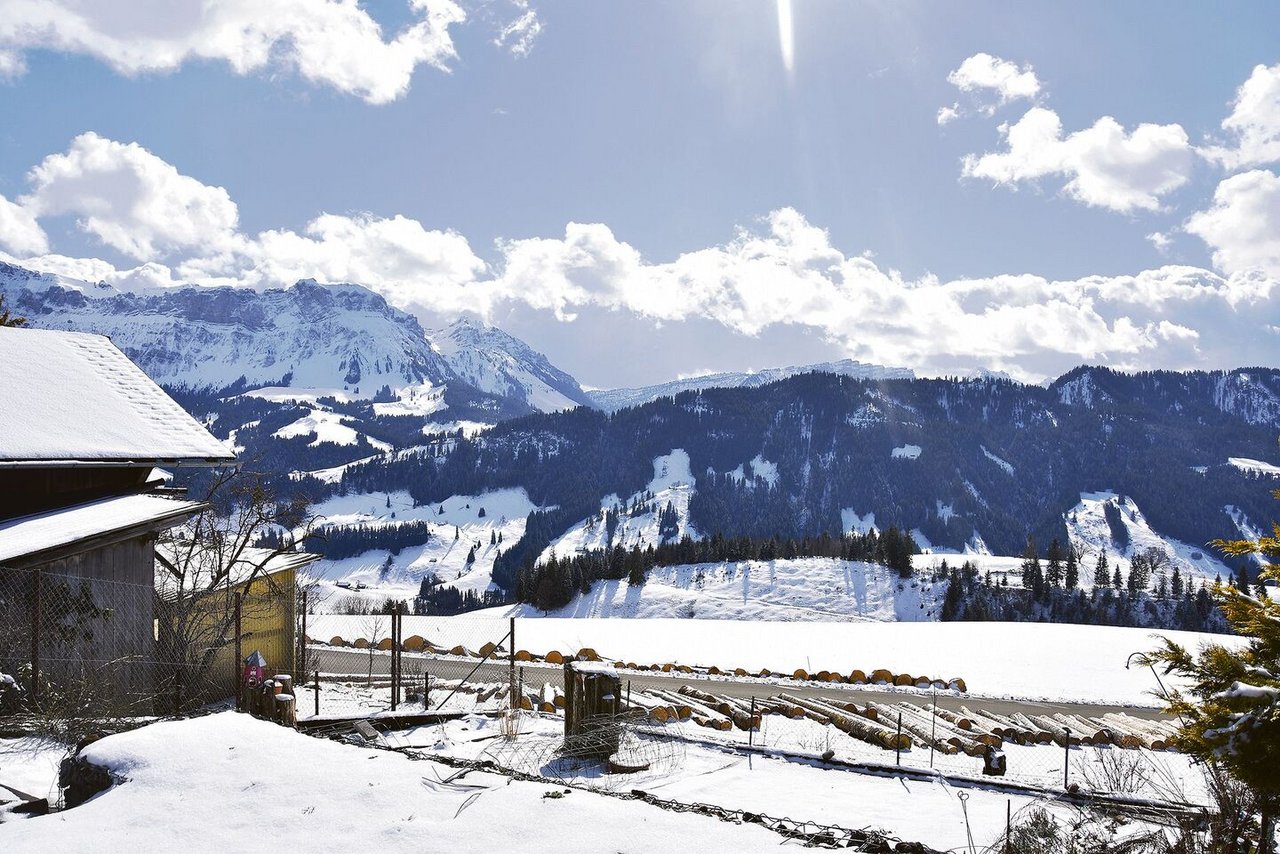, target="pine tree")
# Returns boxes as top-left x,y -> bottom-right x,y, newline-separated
1141,488 -> 1280,832
0,293 -> 27,327
1171,566 -> 1184,597
1065,548 -> 1079,590
1113,565 -> 1123,590
1046,538 -> 1064,588
1094,550 -> 1110,587
1020,536 -> 1042,596
466,545 -> 476,565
